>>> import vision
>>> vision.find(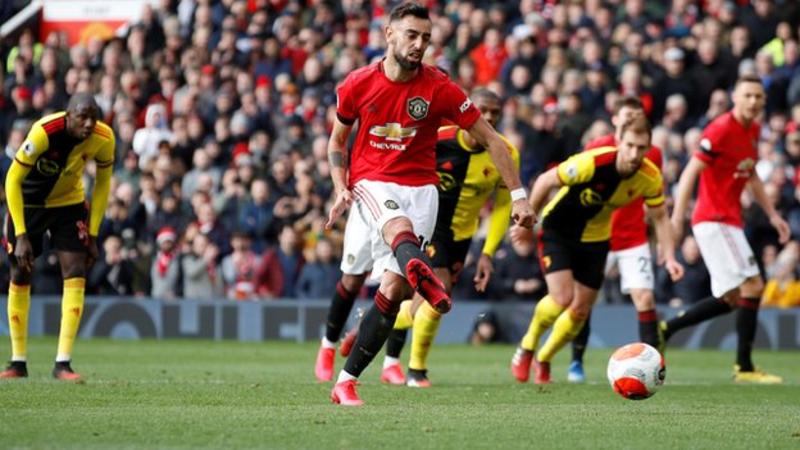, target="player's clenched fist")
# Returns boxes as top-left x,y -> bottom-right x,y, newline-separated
511,199 -> 535,229
665,258 -> 684,282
